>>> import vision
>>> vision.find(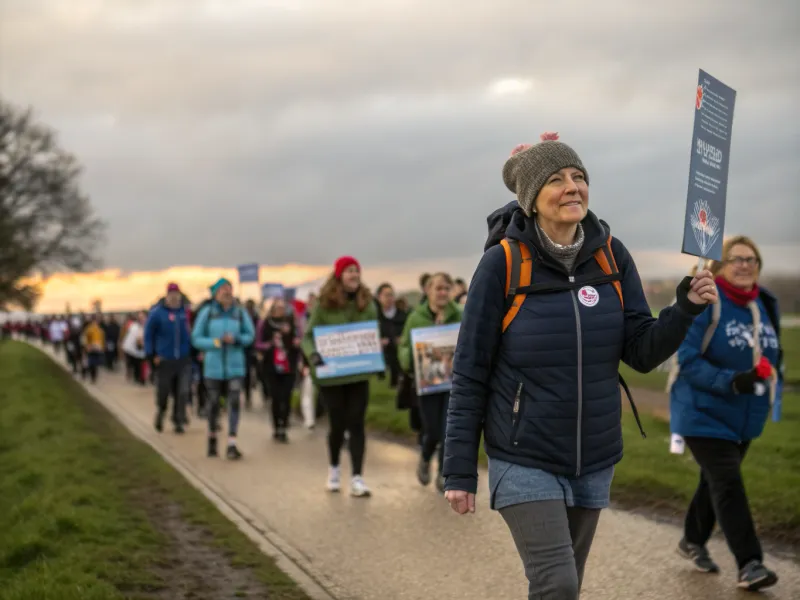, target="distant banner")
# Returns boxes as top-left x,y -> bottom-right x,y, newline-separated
681,69 -> 736,262
283,287 -> 297,303
237,263 -> 260,284
261,283 -> 284,300
411,323 -> 460,395
313,320 -> 385,379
